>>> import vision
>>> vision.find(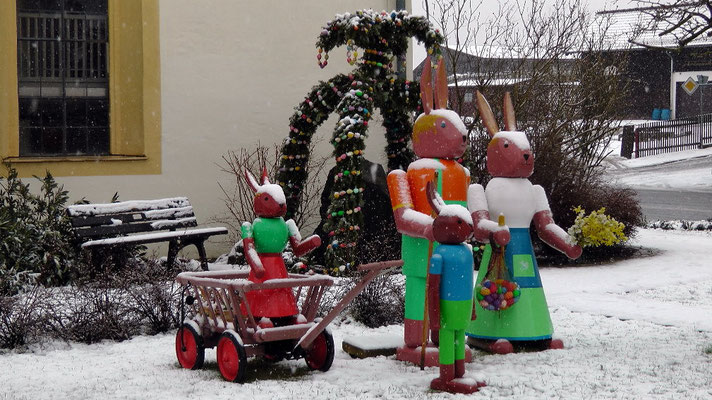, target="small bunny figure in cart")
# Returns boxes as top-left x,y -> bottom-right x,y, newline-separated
466,92 -> 582,354
425,181 -> 485,394
242,168 -> 321,326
